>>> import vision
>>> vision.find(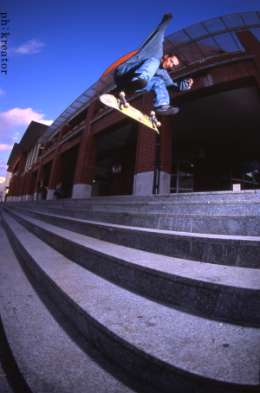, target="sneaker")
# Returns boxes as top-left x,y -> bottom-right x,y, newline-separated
161,13 -> 173,24
155,105 -> 180,116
